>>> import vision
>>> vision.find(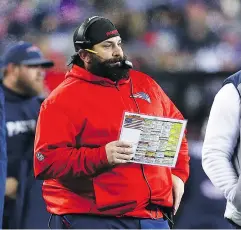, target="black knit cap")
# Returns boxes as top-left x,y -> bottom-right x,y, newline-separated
73,17 -> 120,51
